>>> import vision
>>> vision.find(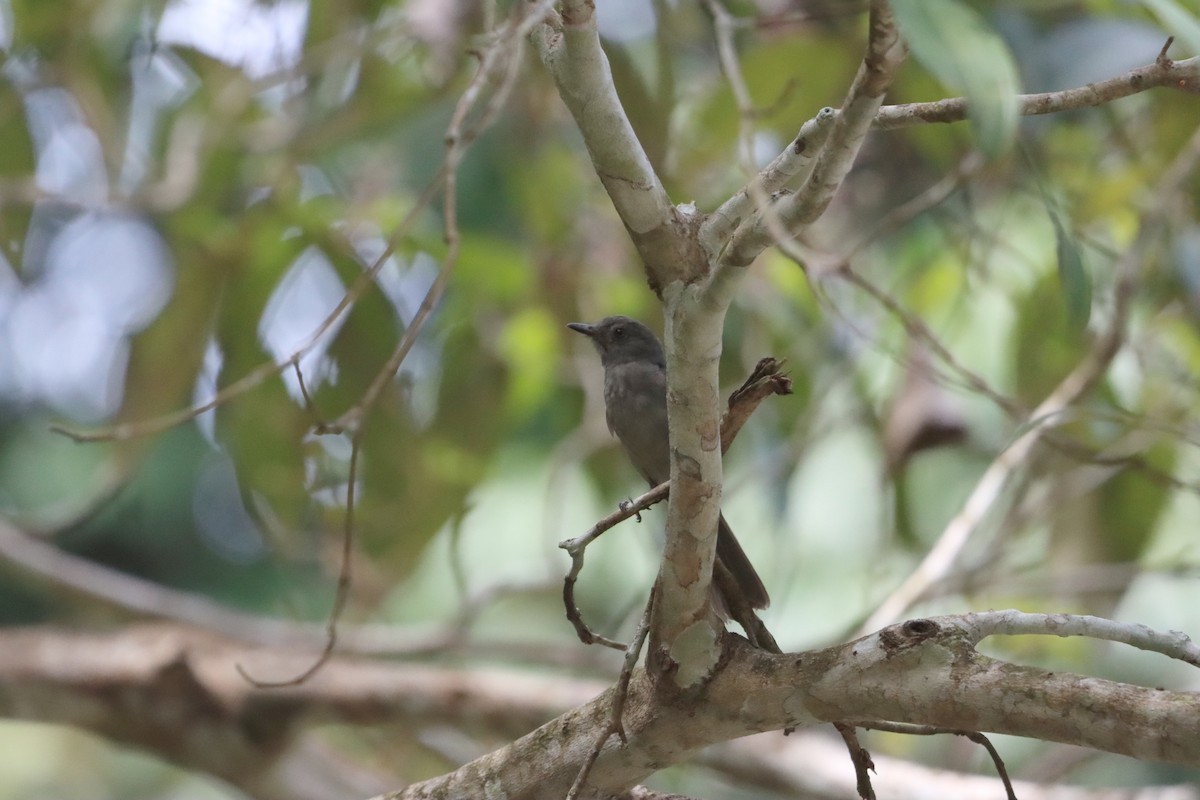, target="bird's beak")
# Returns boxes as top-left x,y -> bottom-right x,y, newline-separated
567,322 -> 596,337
